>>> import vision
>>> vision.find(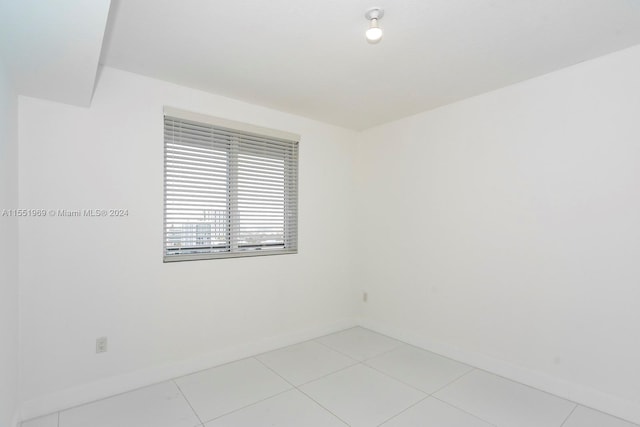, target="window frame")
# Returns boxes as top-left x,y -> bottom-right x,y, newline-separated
163,107 -> 299,262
